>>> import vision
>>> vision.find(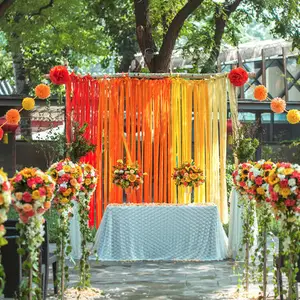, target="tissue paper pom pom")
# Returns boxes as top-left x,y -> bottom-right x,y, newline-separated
5,109 -> 20,125
270,98 -> 286,113
49,65 -> 70,85
22,97 -> 35,111
228,67 -> 248,87
287,109 -> 300,124
35,84 -> 50,99
0,127 -> 3,140
254,85 -> 268,101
